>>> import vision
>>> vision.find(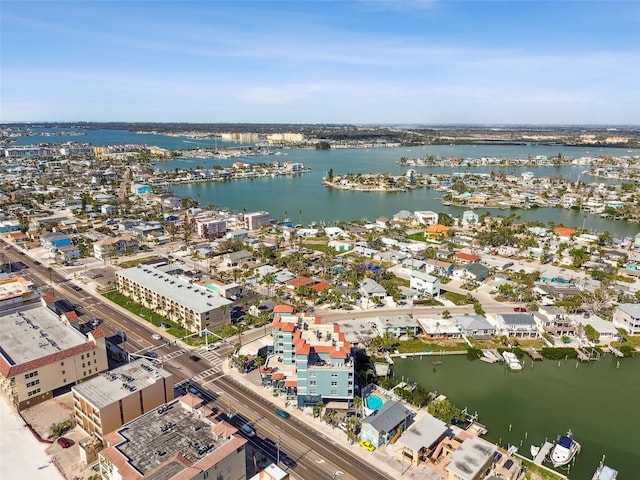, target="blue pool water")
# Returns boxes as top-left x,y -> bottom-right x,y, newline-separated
365,394 -> 384,411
